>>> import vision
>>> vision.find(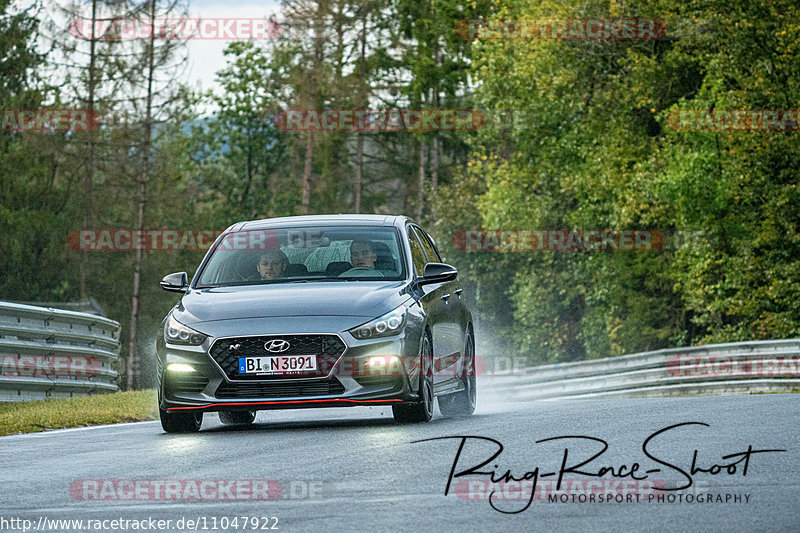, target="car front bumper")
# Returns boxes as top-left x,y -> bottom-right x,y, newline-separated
156,328 -> 424,413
